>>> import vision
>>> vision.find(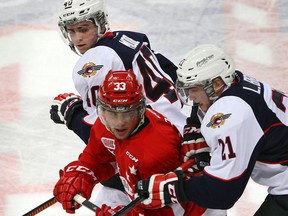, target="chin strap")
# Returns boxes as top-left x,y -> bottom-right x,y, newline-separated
130,115 -> 146,136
